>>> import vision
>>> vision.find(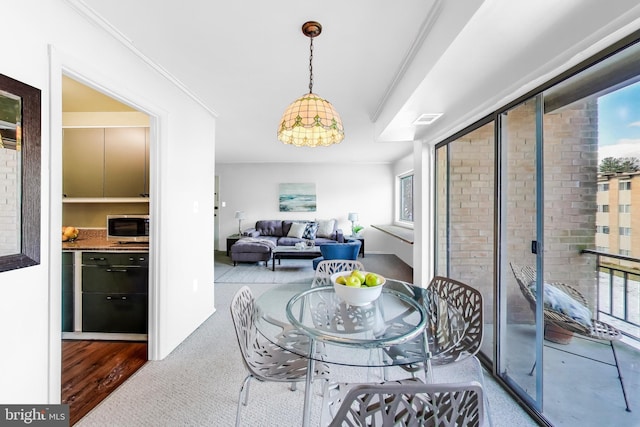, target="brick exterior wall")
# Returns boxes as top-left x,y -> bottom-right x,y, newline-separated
542,100 -> 598,302
596,172 -> 640,266
443,122 -> 495,322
